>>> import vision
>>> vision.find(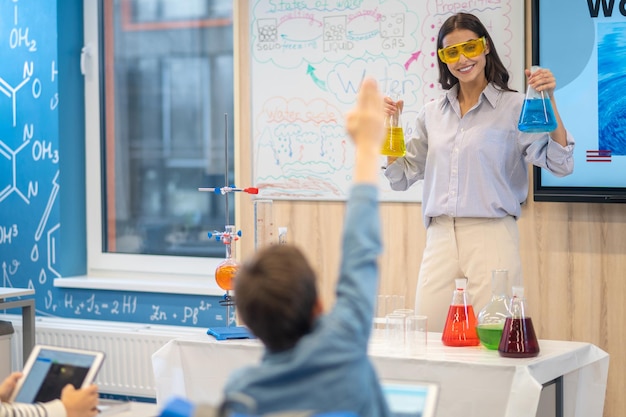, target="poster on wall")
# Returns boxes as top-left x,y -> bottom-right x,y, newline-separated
533,0 -> 626,202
